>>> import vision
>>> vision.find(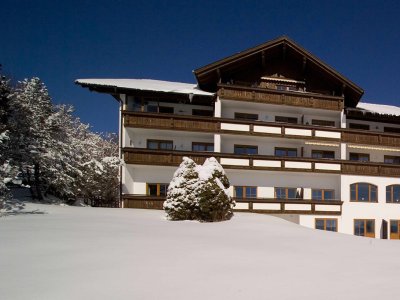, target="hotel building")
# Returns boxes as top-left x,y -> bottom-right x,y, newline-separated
77,37 -> 400,239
